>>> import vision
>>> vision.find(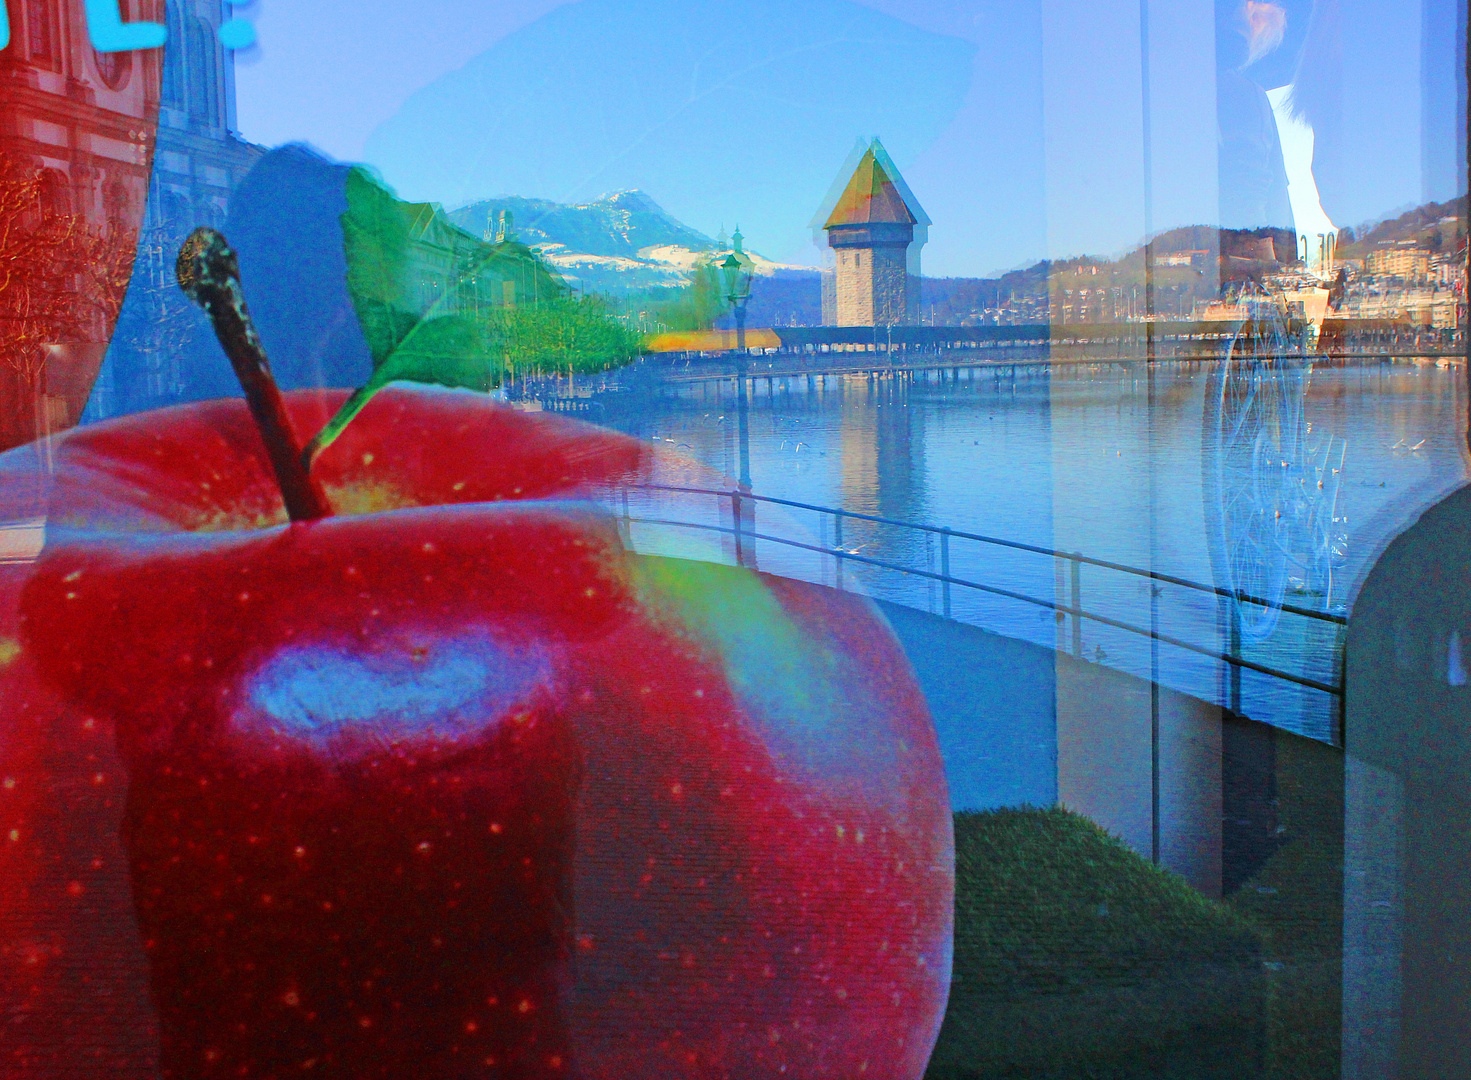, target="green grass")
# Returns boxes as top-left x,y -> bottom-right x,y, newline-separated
926,807 -> 1266,1080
